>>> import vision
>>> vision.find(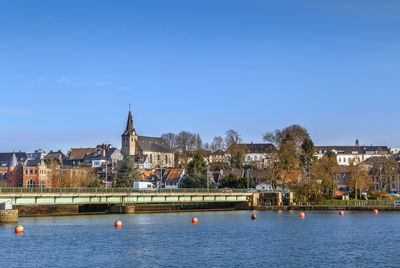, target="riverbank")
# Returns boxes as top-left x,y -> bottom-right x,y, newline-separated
256,205 -> 400,211
18,208 -> 237,217
12,203 -> 400,218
